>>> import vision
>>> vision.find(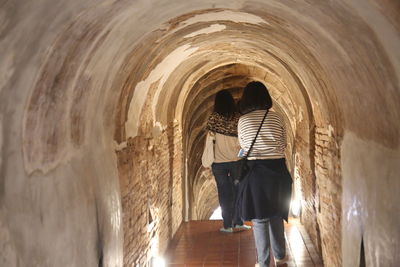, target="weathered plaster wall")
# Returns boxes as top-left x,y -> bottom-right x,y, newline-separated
0,1 -> 125,266
341,133 -> 400,266
0,0 -> 399,267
